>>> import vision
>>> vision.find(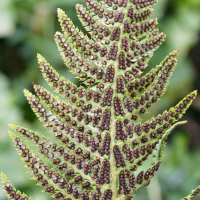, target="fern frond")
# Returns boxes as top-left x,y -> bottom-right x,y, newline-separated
3,0 -> 199,199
